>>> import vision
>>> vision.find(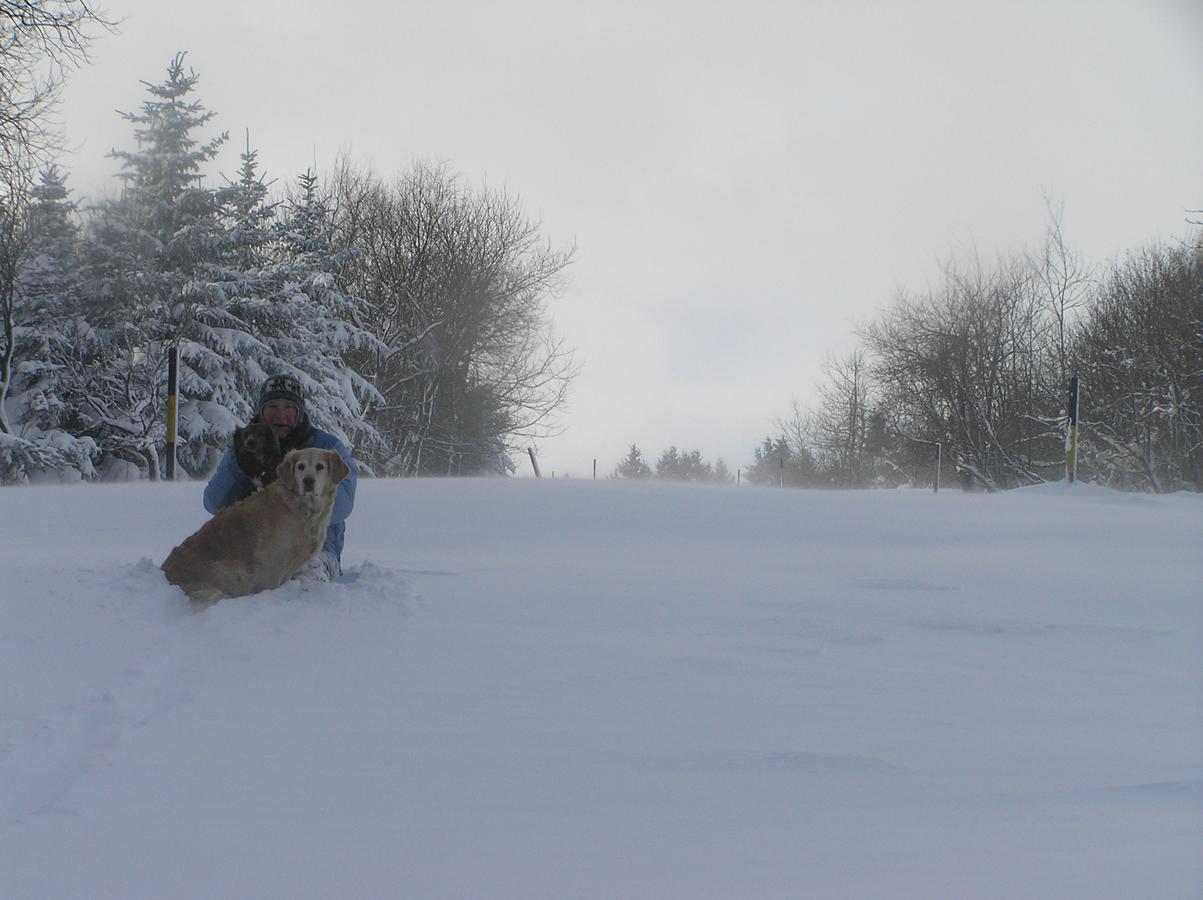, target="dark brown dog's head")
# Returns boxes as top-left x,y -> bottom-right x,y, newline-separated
234,422 -> 284,490
276,448 -> 351,498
